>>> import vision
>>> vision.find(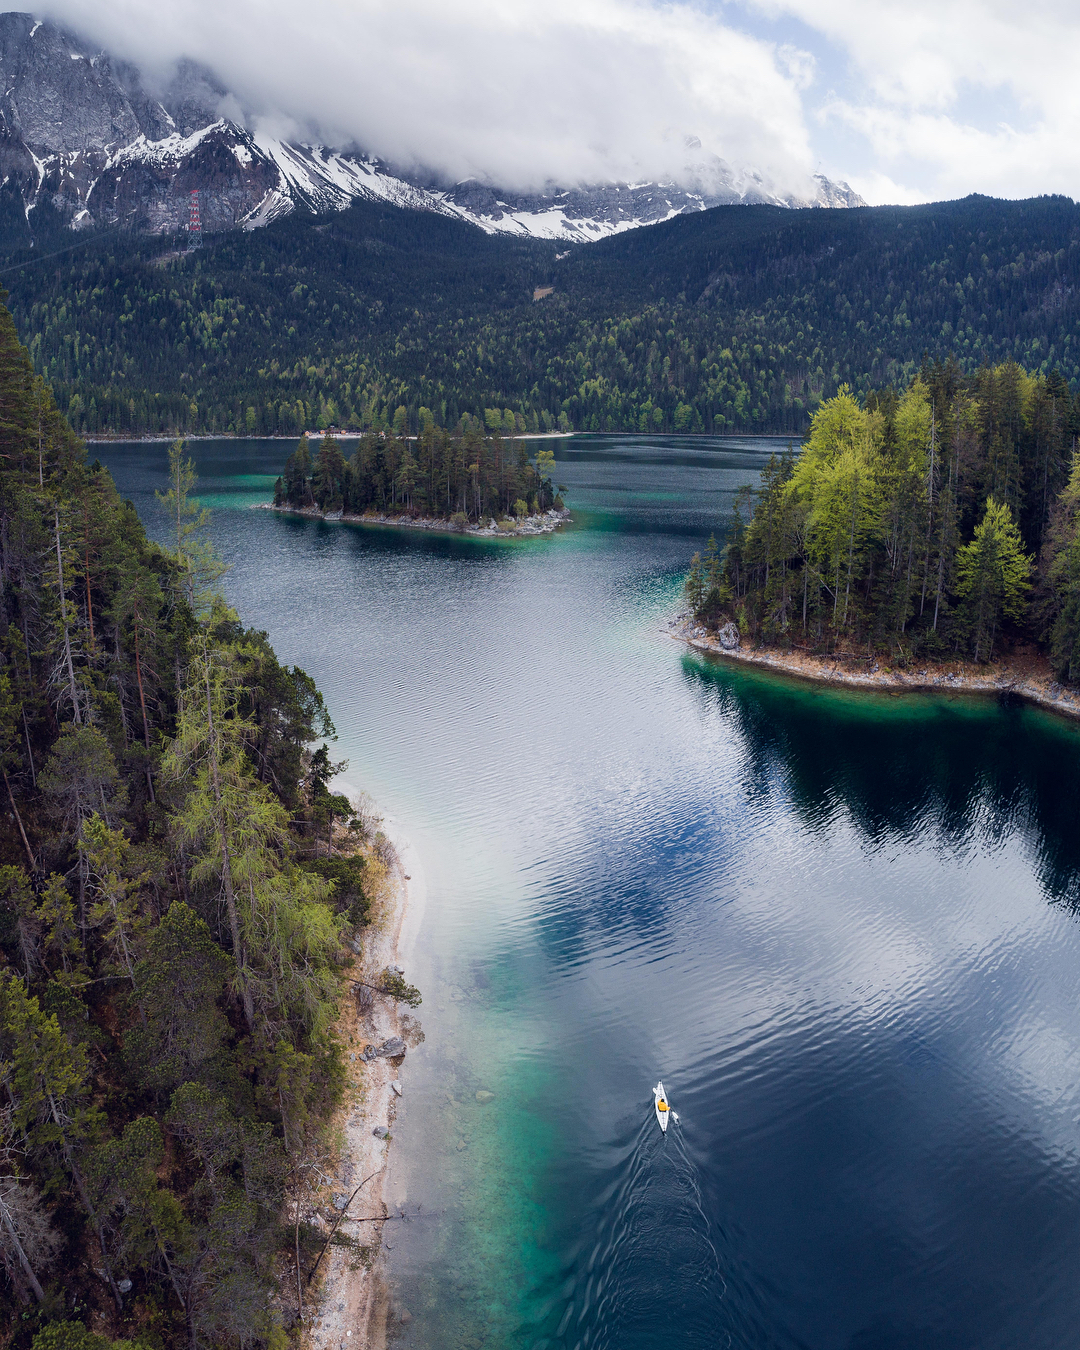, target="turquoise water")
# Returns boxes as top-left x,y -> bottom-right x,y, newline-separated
101,435 -> 1080,1350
